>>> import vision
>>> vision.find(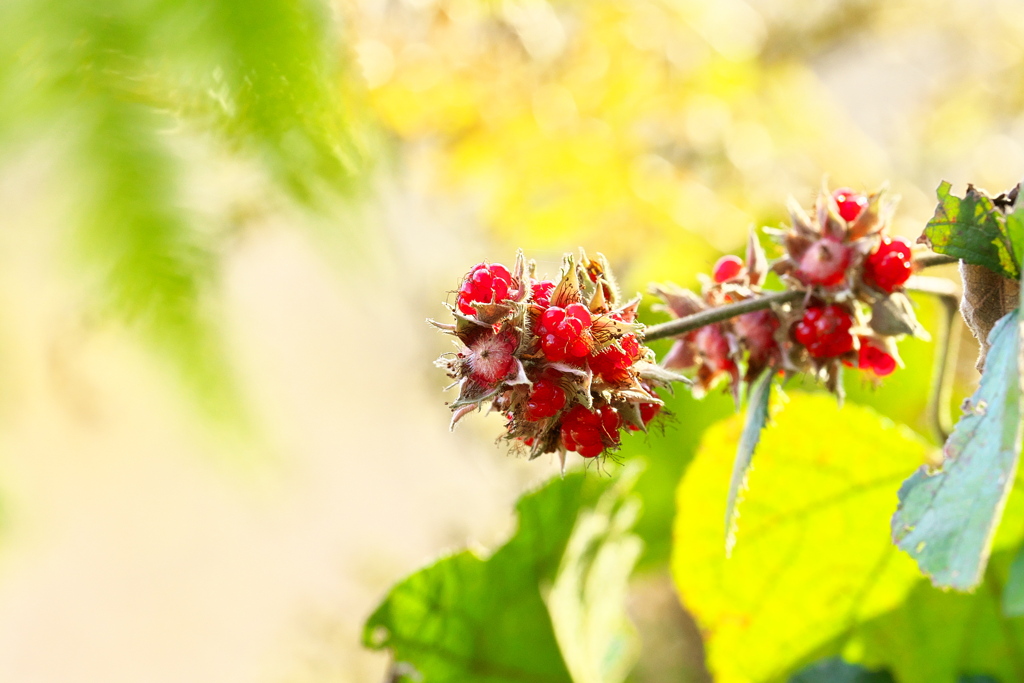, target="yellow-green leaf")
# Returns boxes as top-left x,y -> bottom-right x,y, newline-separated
672,394 -> 930,683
